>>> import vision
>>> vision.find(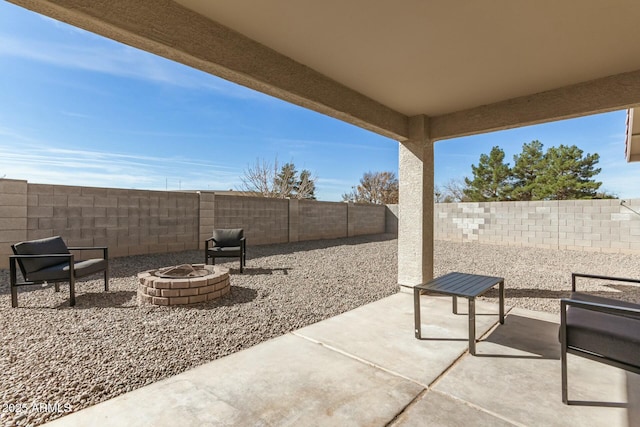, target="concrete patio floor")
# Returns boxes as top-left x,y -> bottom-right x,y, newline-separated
45,292 -> 639,426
